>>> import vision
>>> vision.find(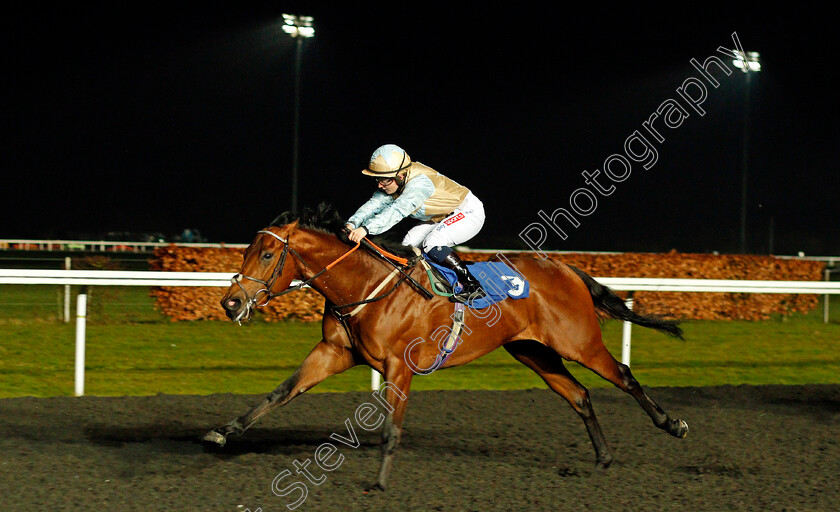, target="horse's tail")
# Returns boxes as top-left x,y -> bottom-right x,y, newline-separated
567,265 -> 684,340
